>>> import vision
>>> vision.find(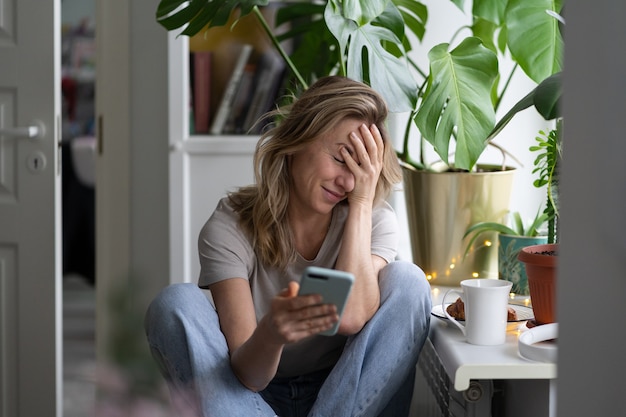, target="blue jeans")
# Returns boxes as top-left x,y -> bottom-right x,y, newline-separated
144,261 -> 431,417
